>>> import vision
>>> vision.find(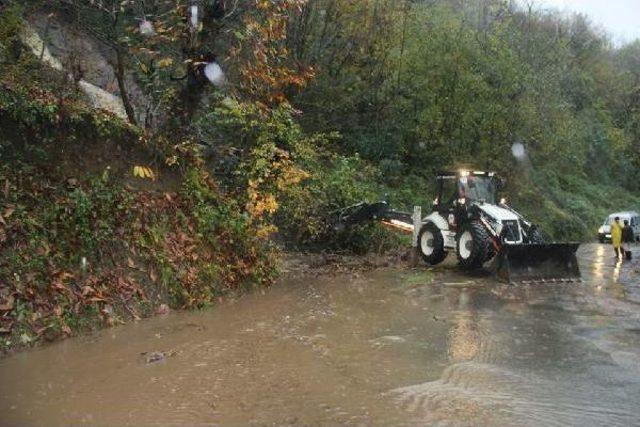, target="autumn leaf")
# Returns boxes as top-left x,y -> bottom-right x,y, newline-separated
3,206 -> 14,218
55,271 -> 74,281
157,57 -> 174,68
51,282 -> 67,292
166,155 -> 178,166
0,295 -> 14,311
133,166 -> 156,180
81,286 -> 94,296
